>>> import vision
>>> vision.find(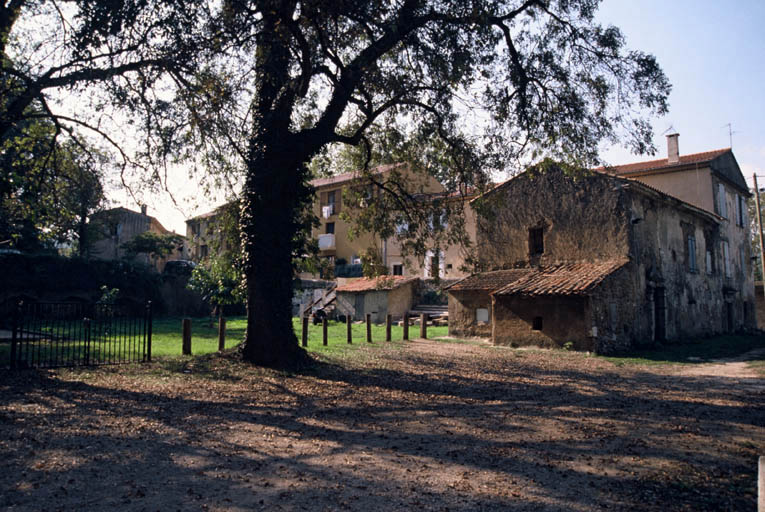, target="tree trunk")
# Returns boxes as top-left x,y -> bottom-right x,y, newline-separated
238,2 -> 317,368
239,146 -> 312,368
